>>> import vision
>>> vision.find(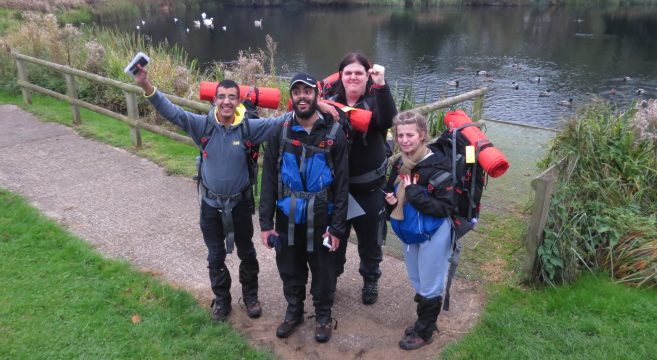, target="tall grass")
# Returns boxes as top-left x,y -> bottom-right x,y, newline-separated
537,102 -> 657,287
